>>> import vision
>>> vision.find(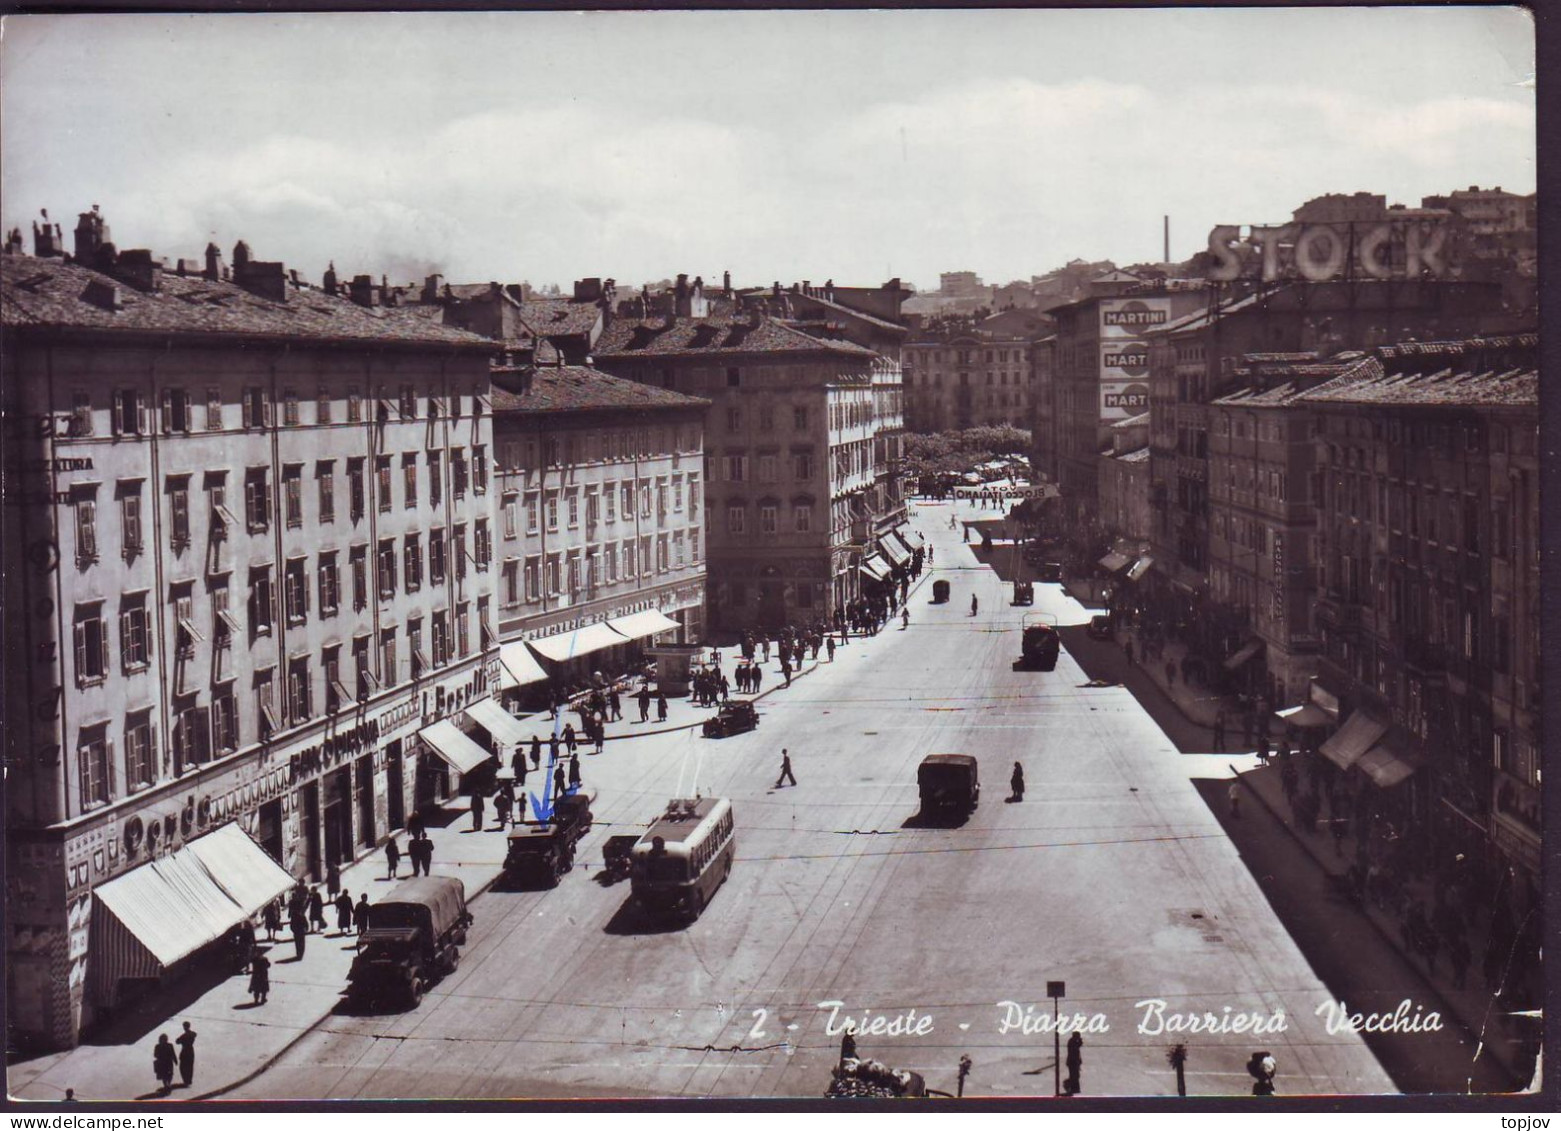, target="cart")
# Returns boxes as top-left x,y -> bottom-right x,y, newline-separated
601,834 -> 639,883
